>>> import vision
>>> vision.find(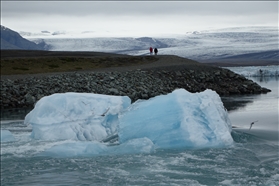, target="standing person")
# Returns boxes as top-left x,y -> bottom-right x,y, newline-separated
154,48 -> 158,55
149,47 -> 153,55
